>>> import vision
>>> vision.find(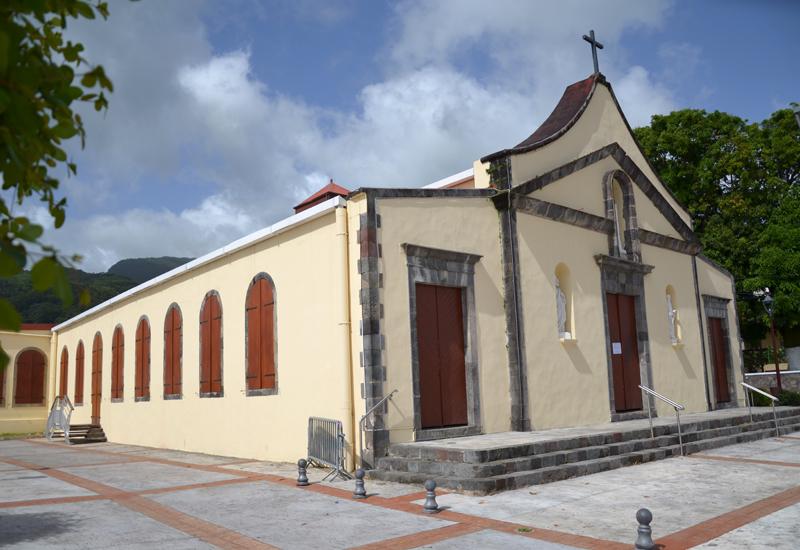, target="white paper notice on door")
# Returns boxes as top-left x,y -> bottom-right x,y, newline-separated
612,342 -> 622,355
